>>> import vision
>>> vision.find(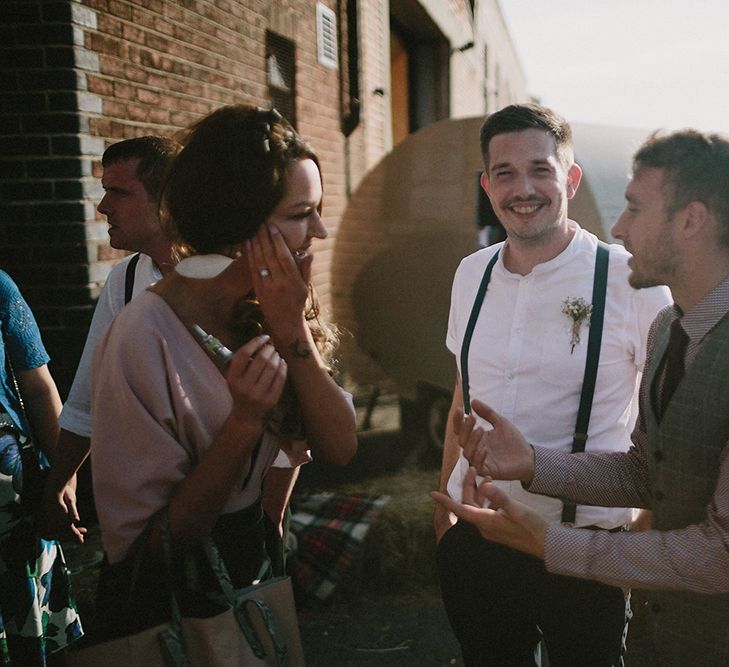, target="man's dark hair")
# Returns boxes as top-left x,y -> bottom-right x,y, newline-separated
479,103 -> 574,169
634,130 -> 729,246
102,136 -> 179,201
